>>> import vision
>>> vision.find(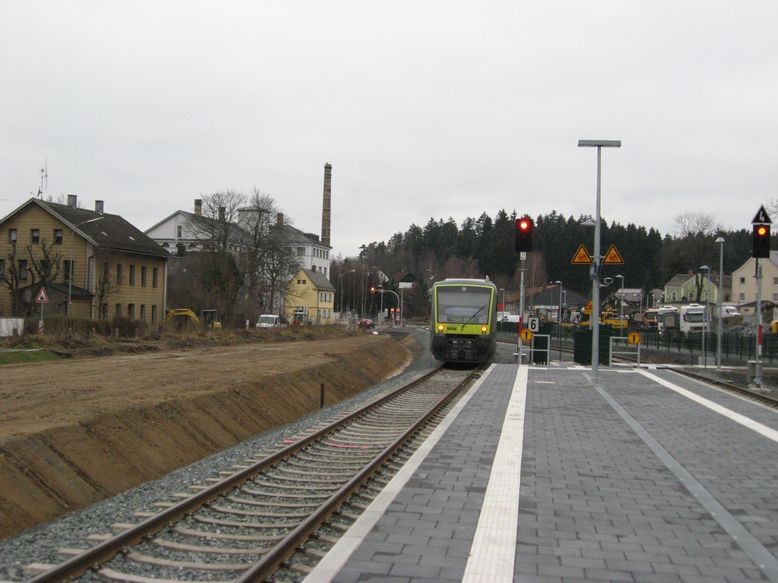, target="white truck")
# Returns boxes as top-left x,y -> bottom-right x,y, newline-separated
680,303 -> 707,334
256,314 -> 284,328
